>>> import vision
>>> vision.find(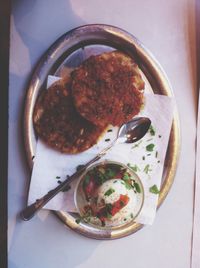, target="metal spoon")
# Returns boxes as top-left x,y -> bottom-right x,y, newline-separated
21,117 -> 151,221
